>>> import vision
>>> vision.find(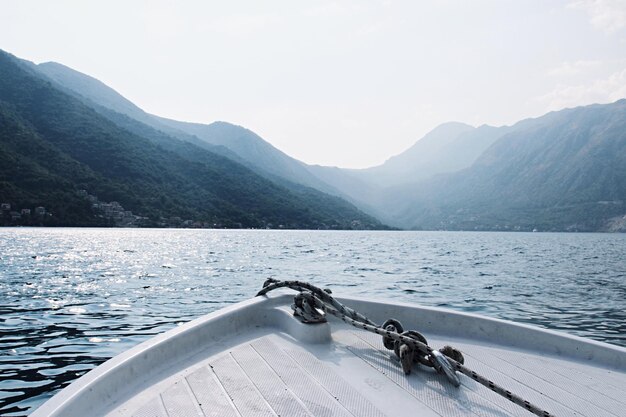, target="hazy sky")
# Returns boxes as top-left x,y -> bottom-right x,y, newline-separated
2,1 -> 626,168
